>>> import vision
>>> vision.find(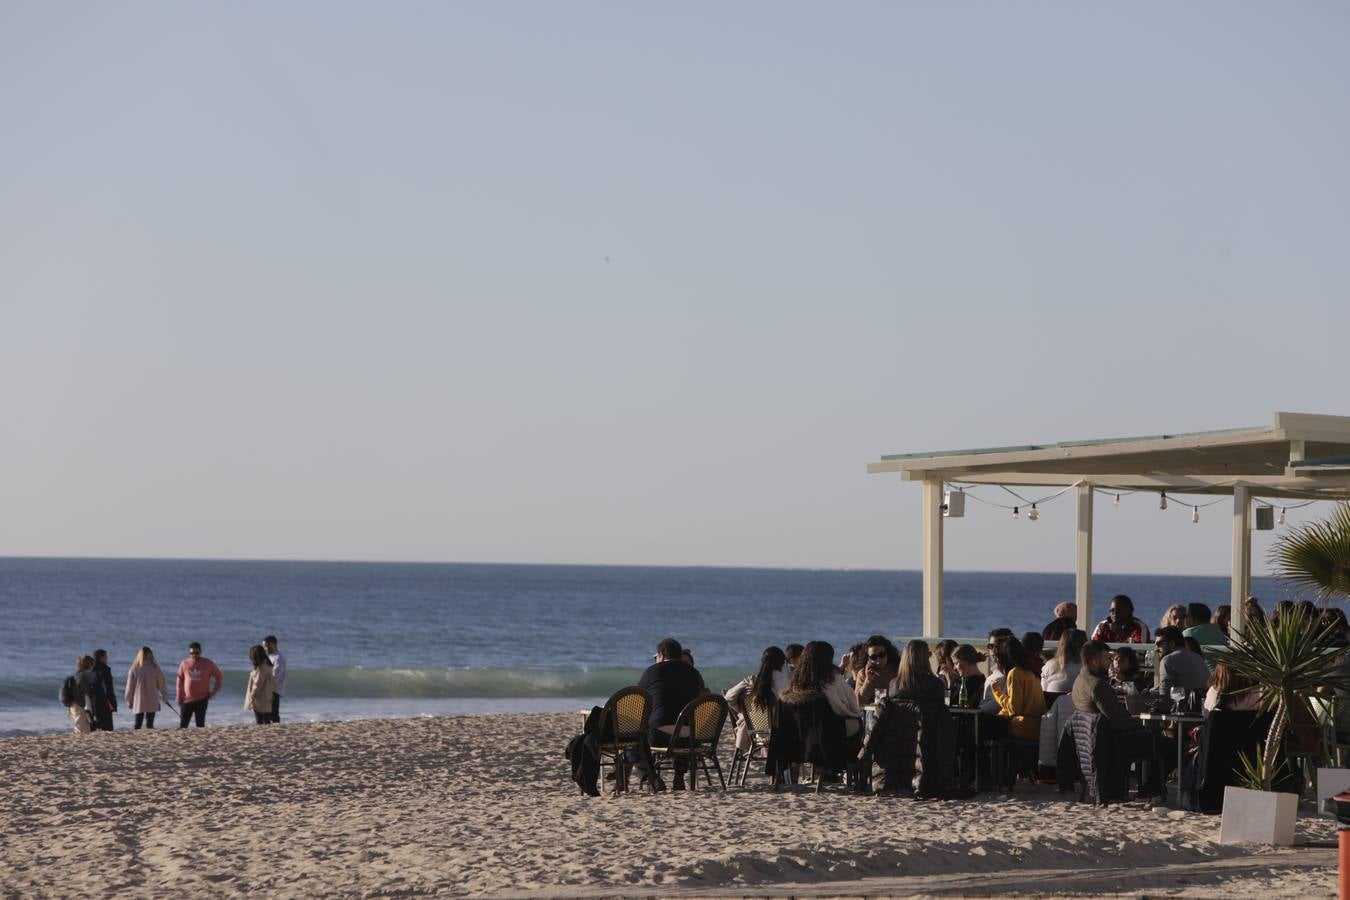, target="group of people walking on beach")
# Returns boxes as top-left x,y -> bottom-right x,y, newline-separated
60,636 -> 288,734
